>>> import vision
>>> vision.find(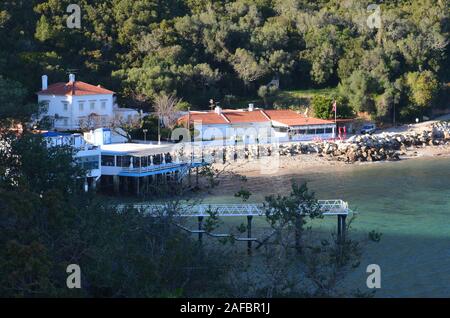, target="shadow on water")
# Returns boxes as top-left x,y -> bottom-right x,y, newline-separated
200,157 -> 450,297
308,223 -> 450,298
